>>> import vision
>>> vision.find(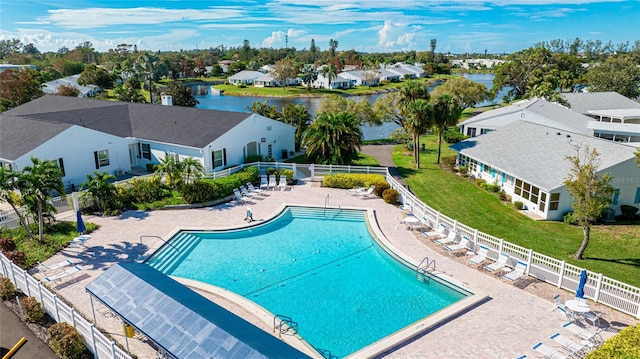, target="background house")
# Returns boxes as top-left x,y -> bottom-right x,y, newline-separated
42,74 -> 100,98
0,96 -> 295,190
227,70 -> 263,85
450,121 -> 639,220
